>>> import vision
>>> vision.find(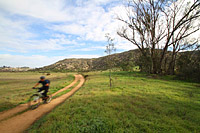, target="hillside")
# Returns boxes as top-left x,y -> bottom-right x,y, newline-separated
37,49 -> 141,71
